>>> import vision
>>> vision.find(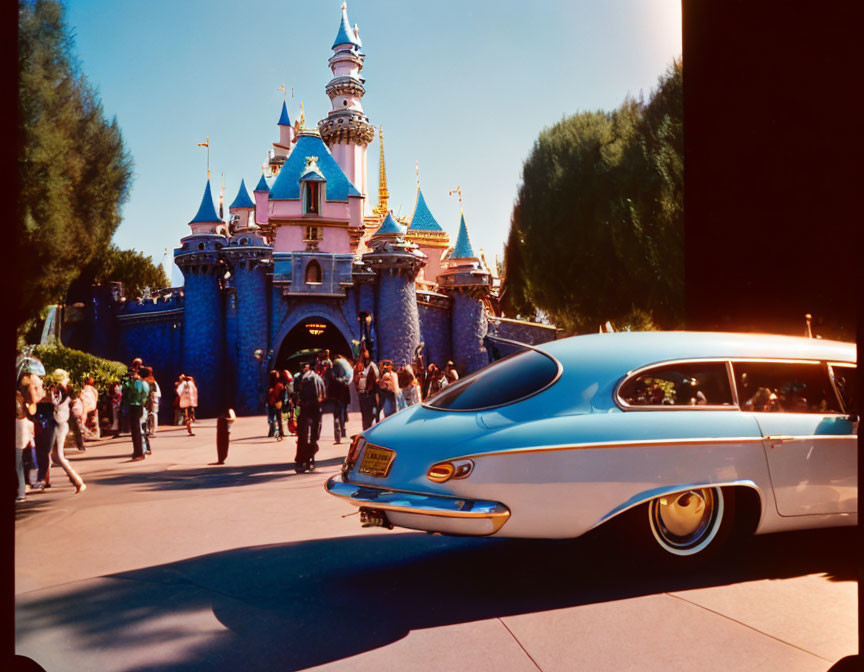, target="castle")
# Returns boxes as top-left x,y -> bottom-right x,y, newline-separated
79,4 -> 556,418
